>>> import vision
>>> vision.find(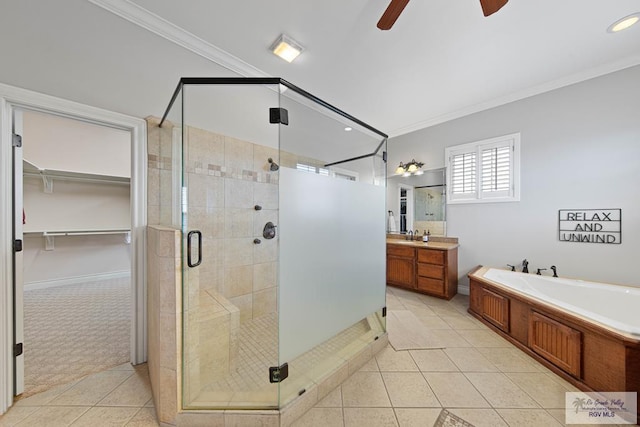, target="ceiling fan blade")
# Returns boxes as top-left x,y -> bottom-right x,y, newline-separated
377,0 -> 410,30
479,0 -> 508,17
